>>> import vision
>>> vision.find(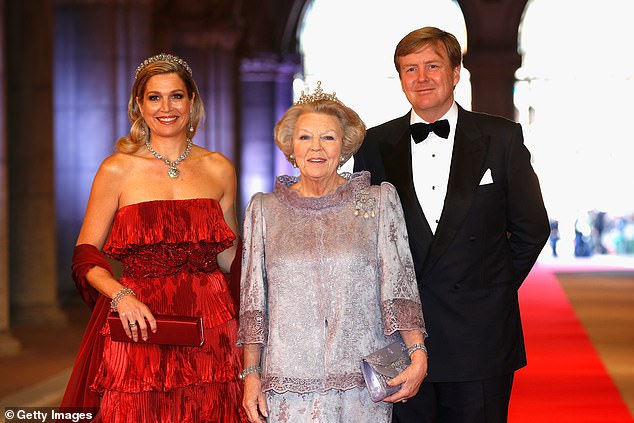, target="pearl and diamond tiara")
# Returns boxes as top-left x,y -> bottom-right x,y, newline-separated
295,81 -> 340,105
135,53 -> 192,78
